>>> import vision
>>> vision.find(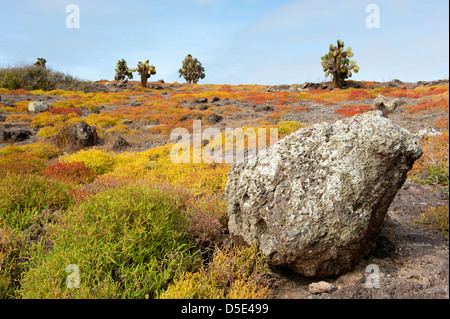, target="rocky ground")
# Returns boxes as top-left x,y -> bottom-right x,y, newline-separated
270,179 -> 449,299
0,79 -> 448,299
